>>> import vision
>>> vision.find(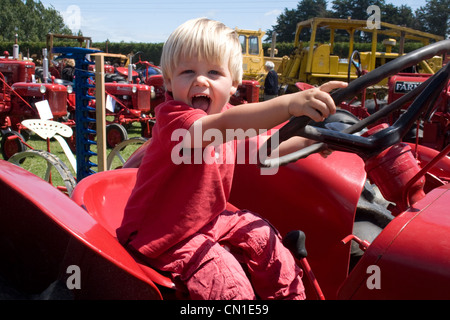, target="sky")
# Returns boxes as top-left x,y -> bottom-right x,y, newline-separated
39,0 -> 428,44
